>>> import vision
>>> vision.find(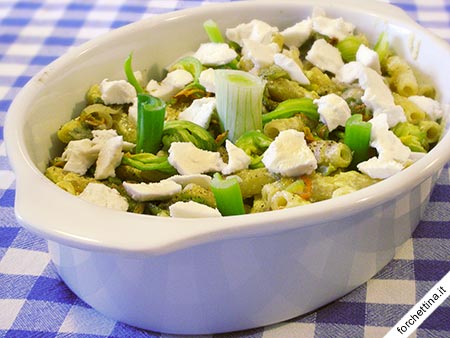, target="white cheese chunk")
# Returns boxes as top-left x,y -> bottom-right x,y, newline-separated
357,157 -> 404,179
193,42 -> 237,66
168,142 -> 225,175
128,96 -> 138,123
169,201 -> 222,218
242,39 -> 280,69
280,19 -> 312,48
146,69 -> 193,101
166,174 -> 212,189
408,95 -> 443,121
199,68 -> 216,93
314,93 -> 351,131
226,19 -> 278,47
62,139 -> 98,175
79,183 -> 129,211
312,14 -> 355,40
222,140 -> 252,175
100,79 -> 136,105
262,129 -> 317,177
178,97 -> 216,129
356,44 -> 381,74
369,113 -> 411,164
94,136 -> 123,180
305,39 -> 344,74
335,61 -> 364,84
123,180 -> 182,202
273,53 -> 310,85
359,67 -> 406,127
